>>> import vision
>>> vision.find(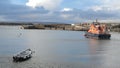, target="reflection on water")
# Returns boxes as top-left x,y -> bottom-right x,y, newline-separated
0,26 -> 120,68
